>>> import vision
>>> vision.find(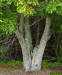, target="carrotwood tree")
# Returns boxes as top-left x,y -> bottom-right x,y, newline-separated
0,0 -> 62,71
